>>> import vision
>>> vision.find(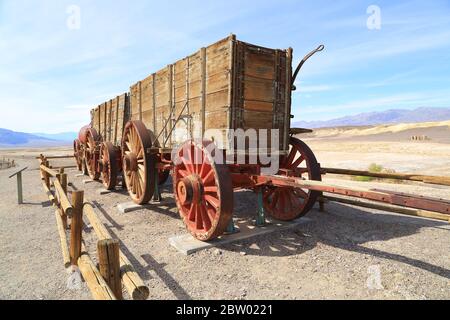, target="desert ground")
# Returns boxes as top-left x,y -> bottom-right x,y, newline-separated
0,122 -> 449,300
